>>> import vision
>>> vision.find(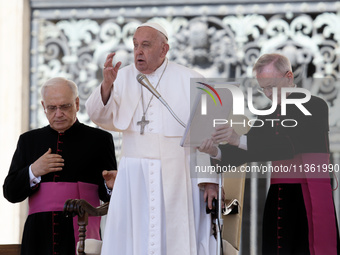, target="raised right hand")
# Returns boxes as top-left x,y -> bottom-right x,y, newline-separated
31,148 -> 64,177
101,53 -> 122,104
